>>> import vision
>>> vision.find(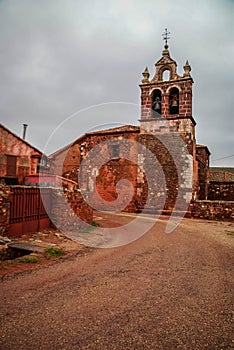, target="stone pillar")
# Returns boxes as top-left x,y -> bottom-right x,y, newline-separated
0,185 -> 11,236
